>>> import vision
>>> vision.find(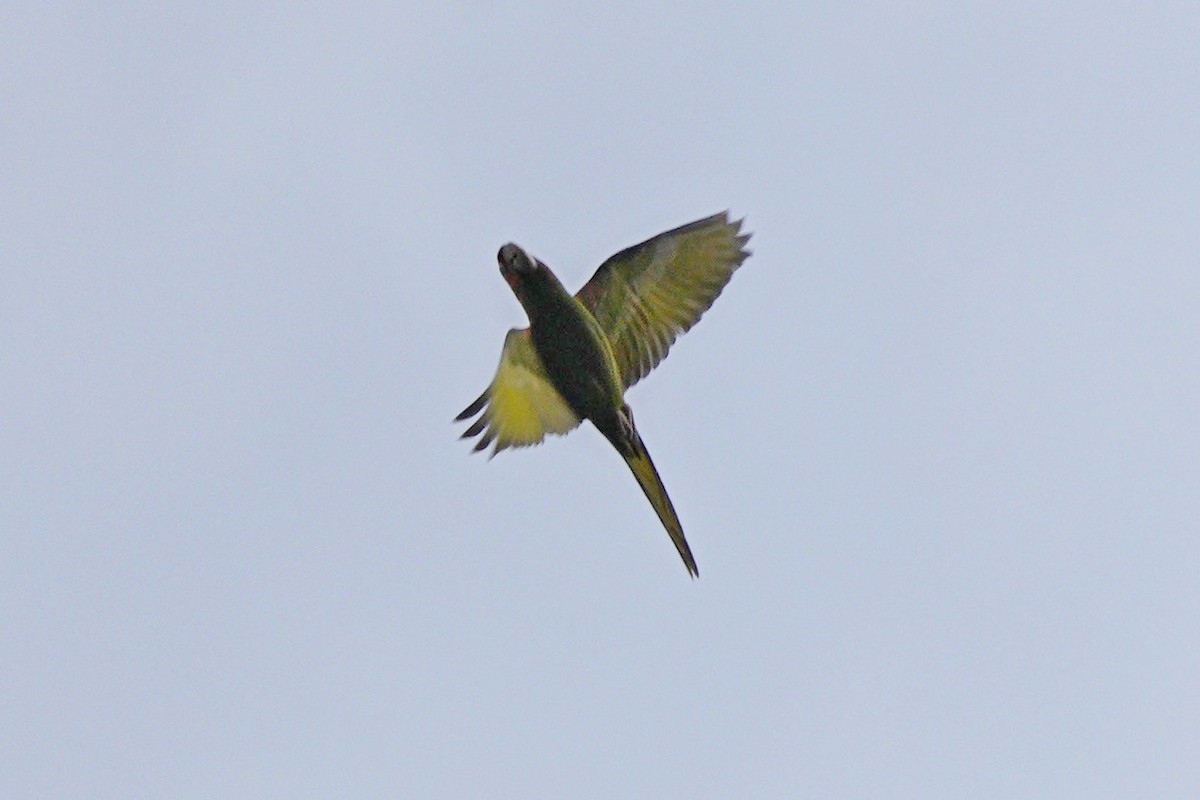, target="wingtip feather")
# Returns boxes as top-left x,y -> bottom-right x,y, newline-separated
455,391 -> 488,422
